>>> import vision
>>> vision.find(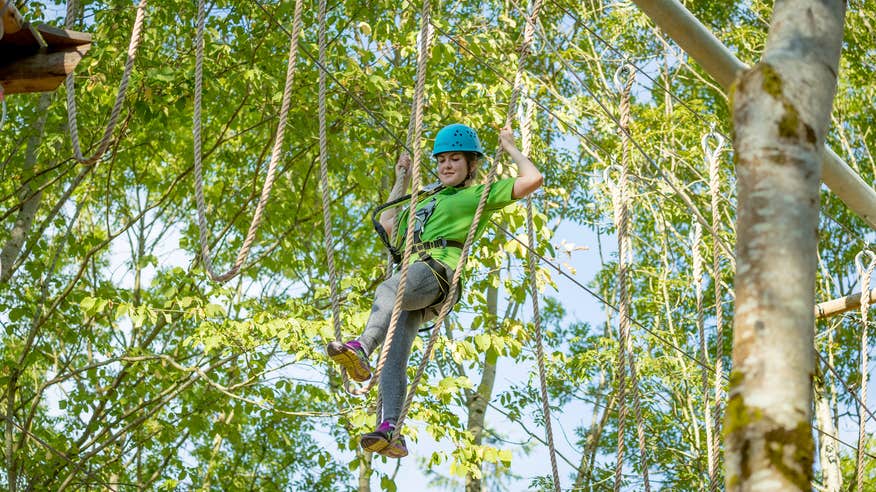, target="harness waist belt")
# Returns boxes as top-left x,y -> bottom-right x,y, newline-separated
414,238 -> 464,253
